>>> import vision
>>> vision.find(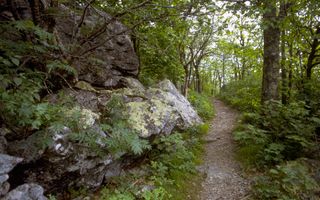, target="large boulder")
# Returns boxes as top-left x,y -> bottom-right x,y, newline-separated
55,4 -> 139,88
6,79 -> 202,193
127,79 -> 203,137
0,1 -> 139,89
7,108 -> 121,191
